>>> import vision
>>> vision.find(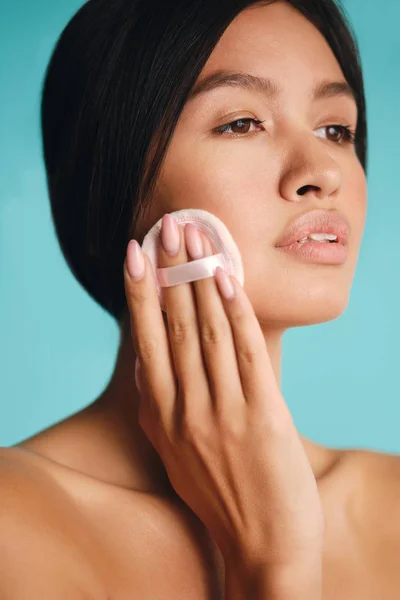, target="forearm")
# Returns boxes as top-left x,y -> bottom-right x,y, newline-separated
224,557 -> 322,600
